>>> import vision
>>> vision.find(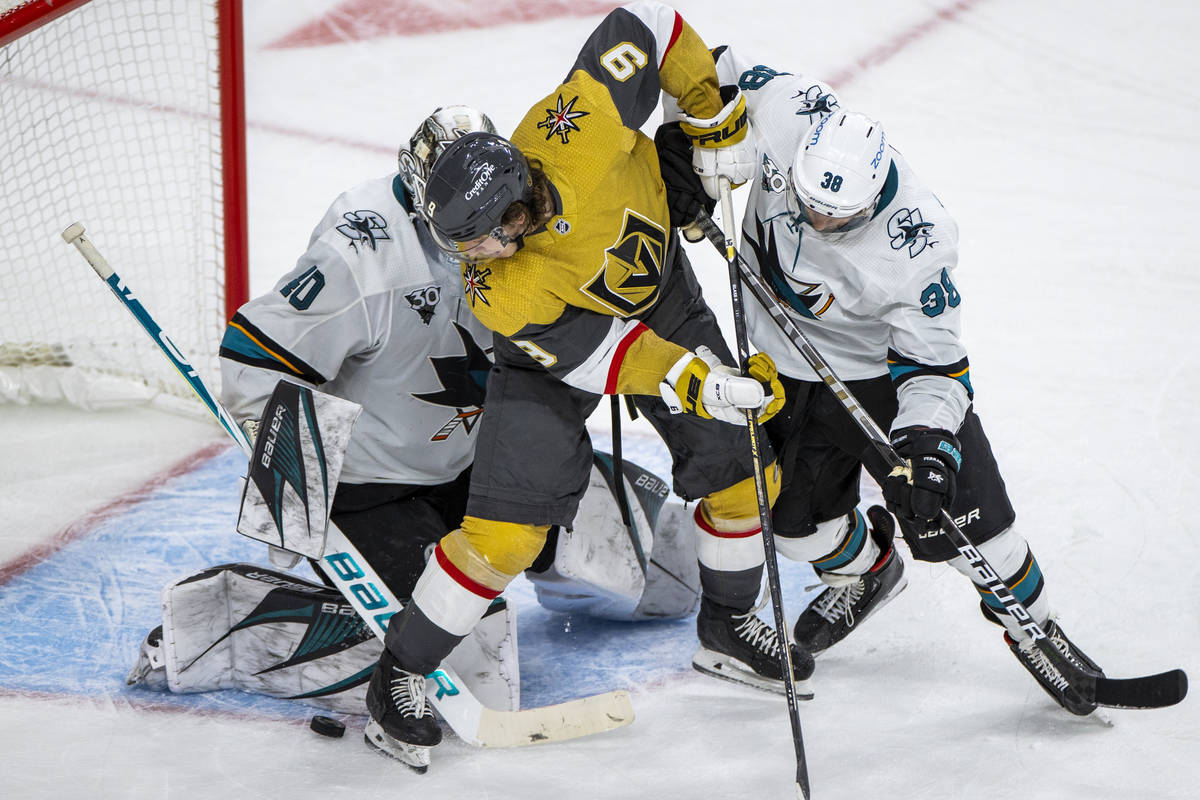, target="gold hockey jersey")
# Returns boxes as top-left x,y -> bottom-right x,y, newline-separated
459,1 -> 725,396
